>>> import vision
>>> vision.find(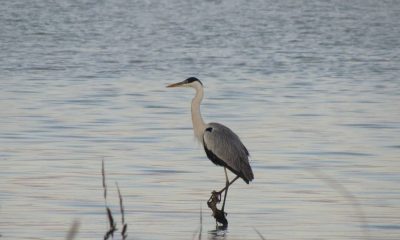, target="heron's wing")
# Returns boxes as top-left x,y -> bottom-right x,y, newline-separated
203,122 -> 253,182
